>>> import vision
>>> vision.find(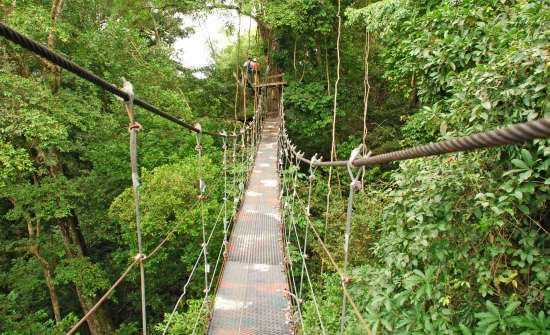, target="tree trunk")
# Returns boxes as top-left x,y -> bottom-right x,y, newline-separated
59,214 -> 116,335
13,195 -> 62,324
43,148 -> 115,335
30,244 -> 62,323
